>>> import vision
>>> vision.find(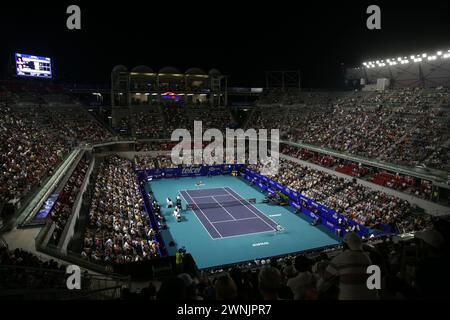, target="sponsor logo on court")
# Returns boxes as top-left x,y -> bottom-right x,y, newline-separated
252,242 -> 269,247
